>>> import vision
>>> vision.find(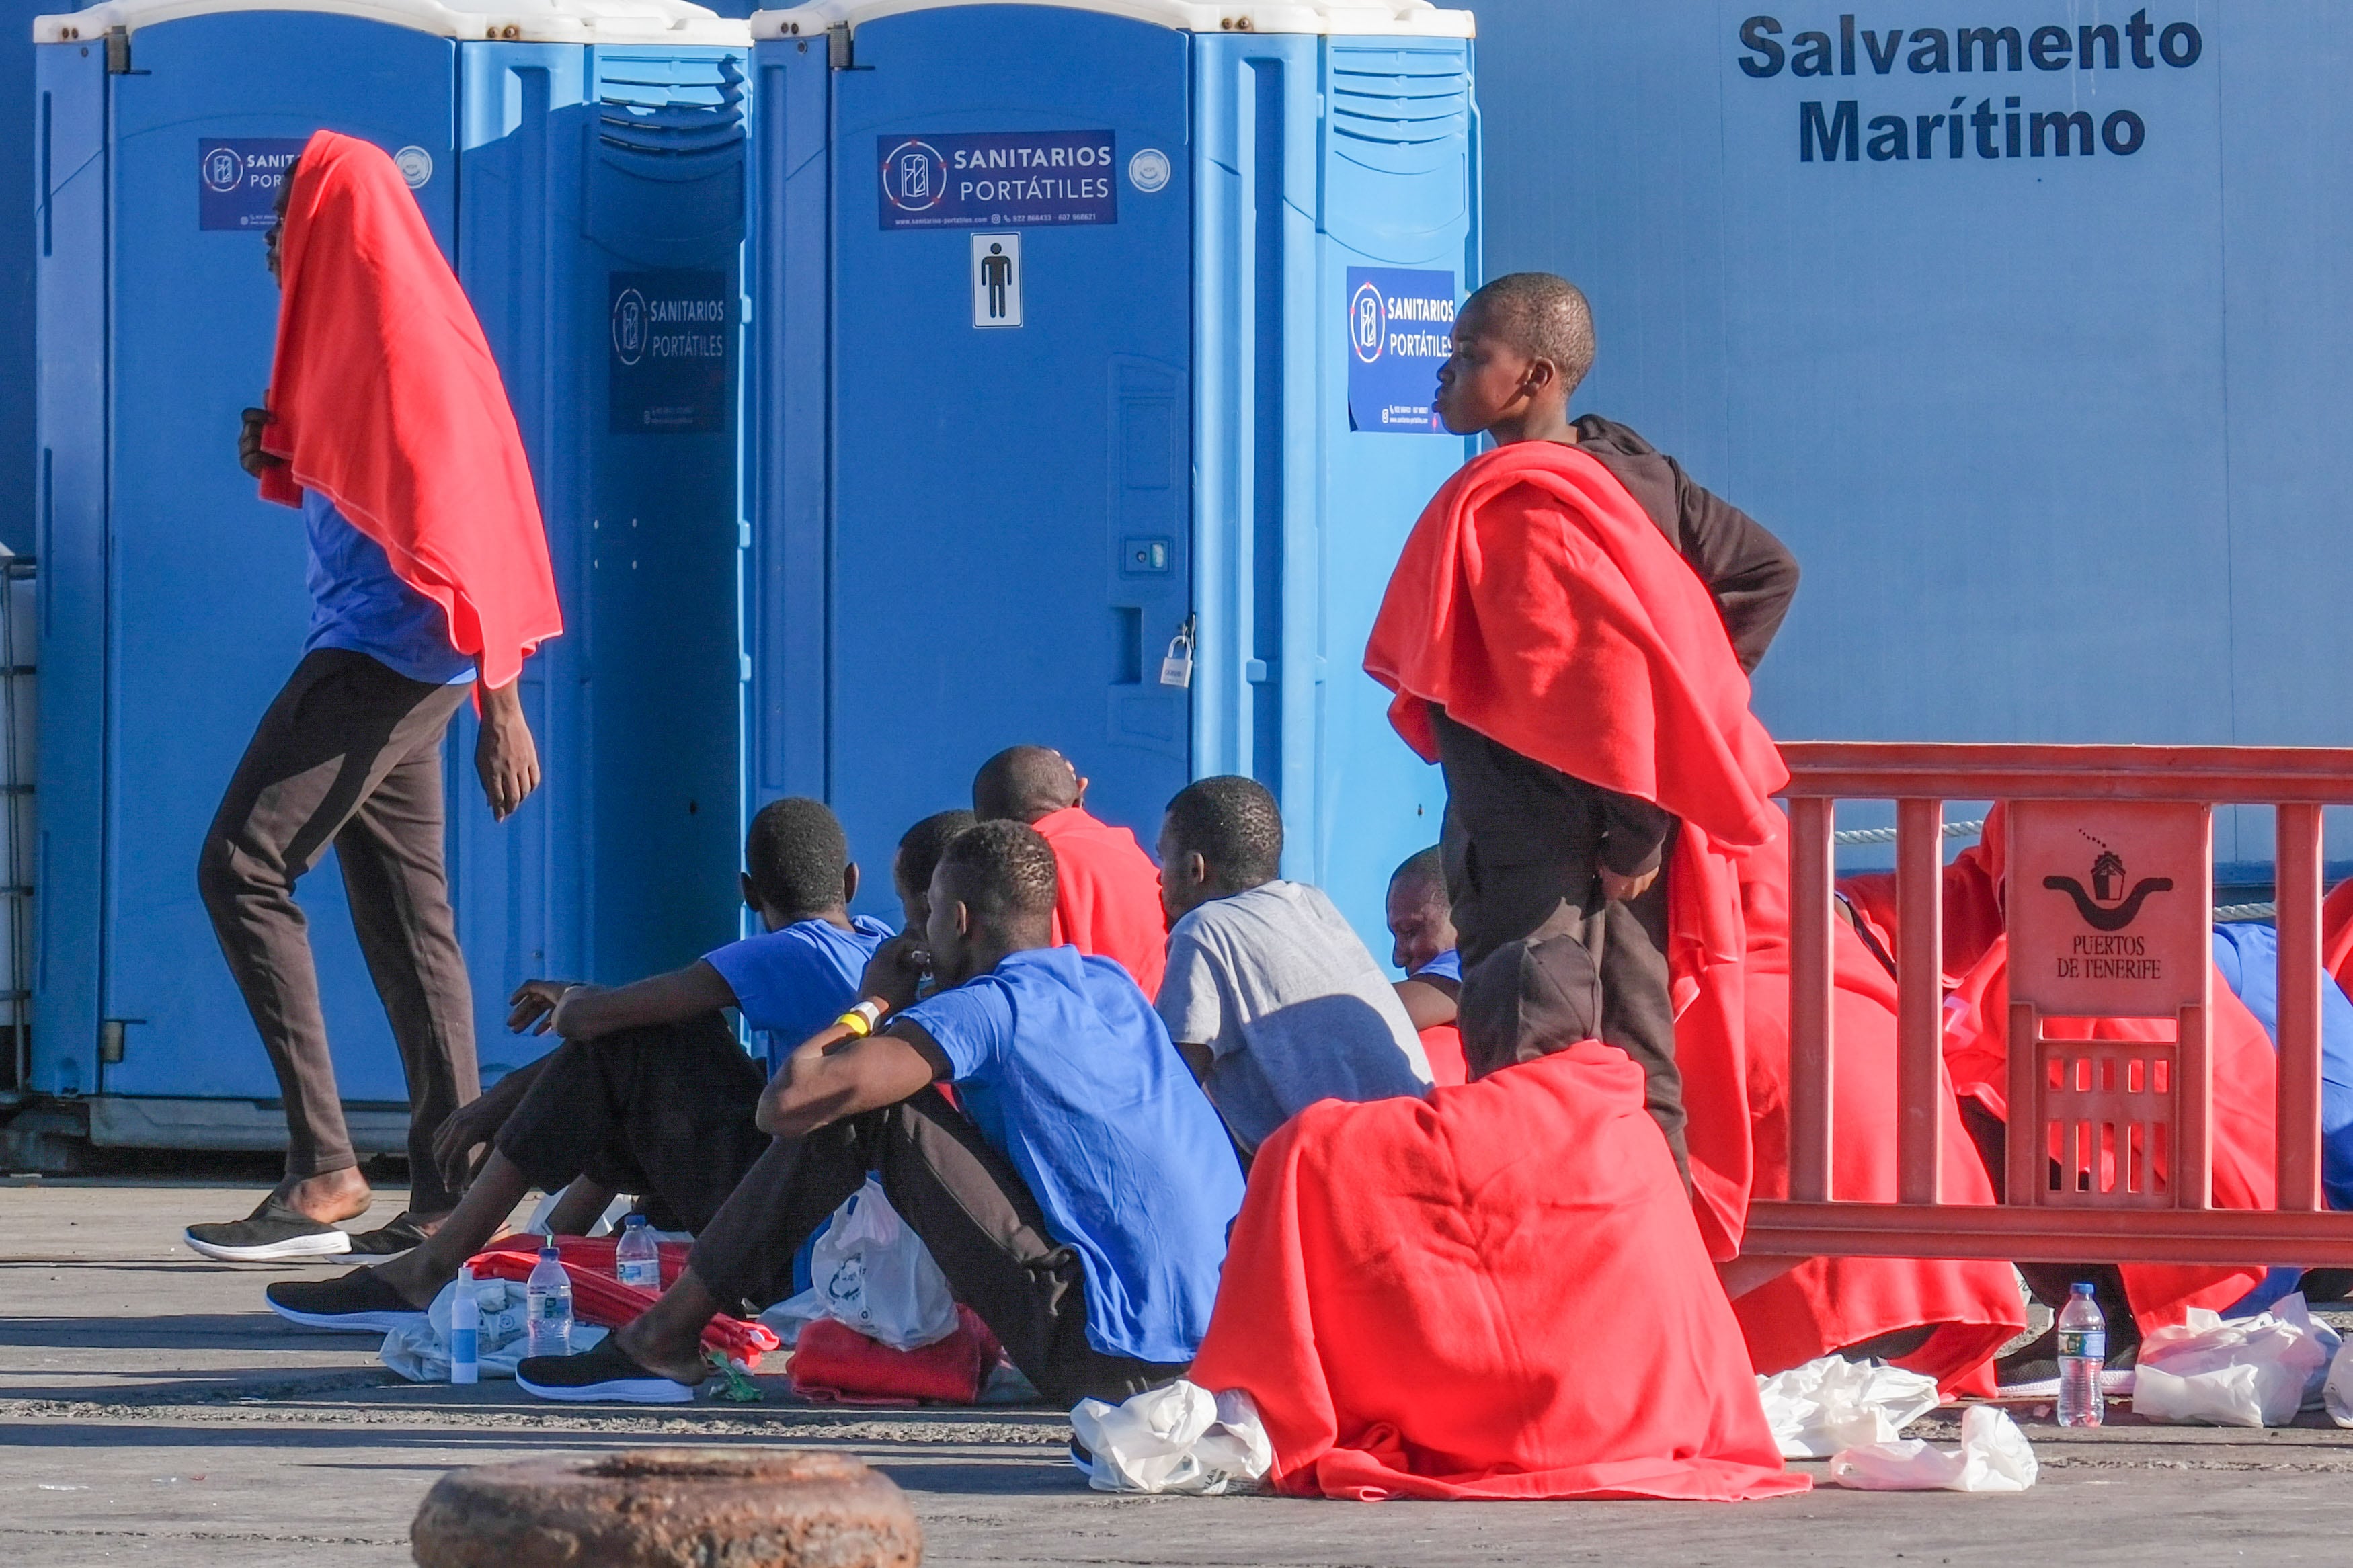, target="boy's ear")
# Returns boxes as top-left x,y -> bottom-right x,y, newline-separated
740,872 -> 760,911
1184,851 -> 1211,889
952,899 -> 974,938
842,862 -> 861,905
